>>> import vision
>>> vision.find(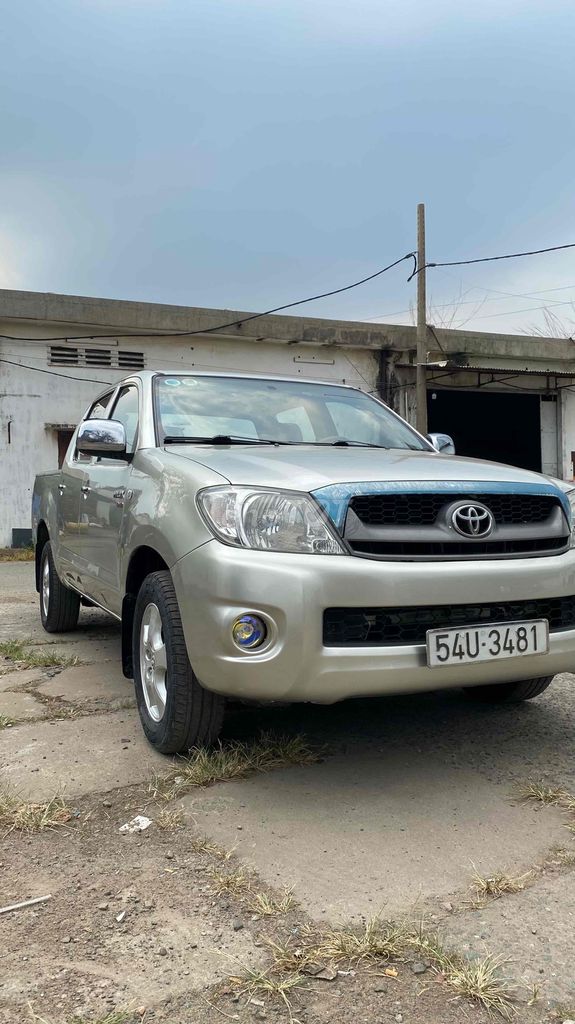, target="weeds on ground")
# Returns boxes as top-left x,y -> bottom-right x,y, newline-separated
248,888 -> 296,916
230,916 -> 517,1019
526,982 -> 540,1006
207,865 -> 252,897
552,1006 -> 575,1021
469,866 -> 531,906
207,864 -> 297,917
548,846 -> 575,866
519,780 -> 575,811
0,713 -> 14,729
155,807 -> 185,830
31,1011 -> 133,1024
0,546 -> 34,562
191,835 -> 236,860
150,731 -> 321,800
0,639 -> 77,670
66,1014 -> 133,1024
0,789 -> 72,834
309,917 -> 410,966
228,961 -> 305,1018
